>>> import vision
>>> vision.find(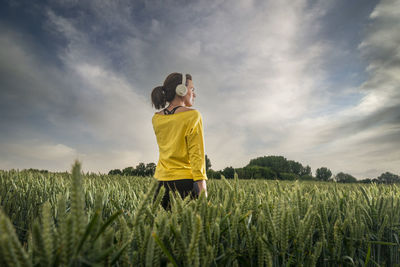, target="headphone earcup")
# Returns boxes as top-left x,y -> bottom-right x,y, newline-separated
176,84 -> 188,96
